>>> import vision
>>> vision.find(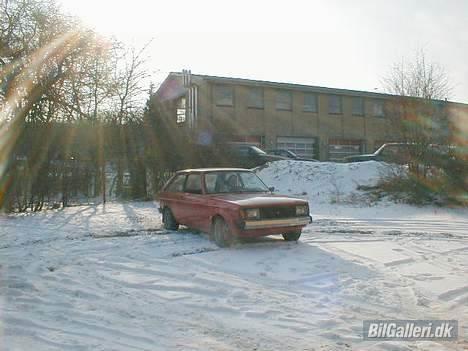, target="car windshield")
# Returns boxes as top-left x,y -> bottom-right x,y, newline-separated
250,146 -> 267,155
204,171 -> 269,193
